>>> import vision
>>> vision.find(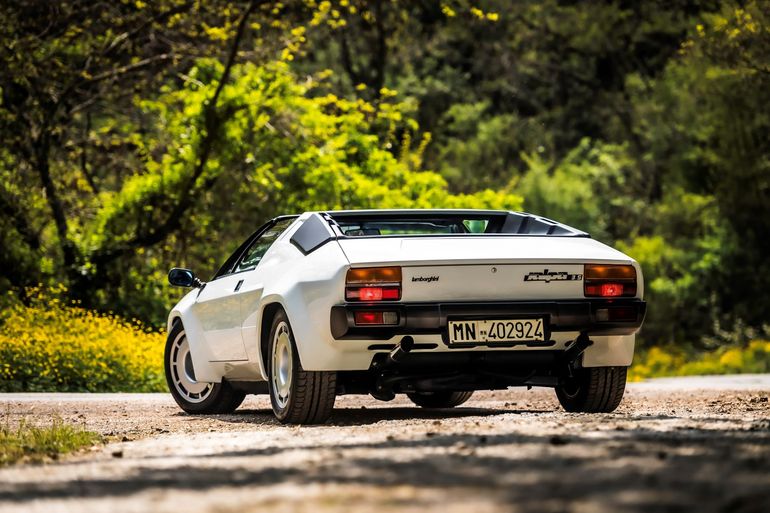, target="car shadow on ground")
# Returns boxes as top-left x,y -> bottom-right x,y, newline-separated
171,403 -> 704,427
329,405 -> 538,425
173,405 -> 547,427
2,425 -> 769,511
